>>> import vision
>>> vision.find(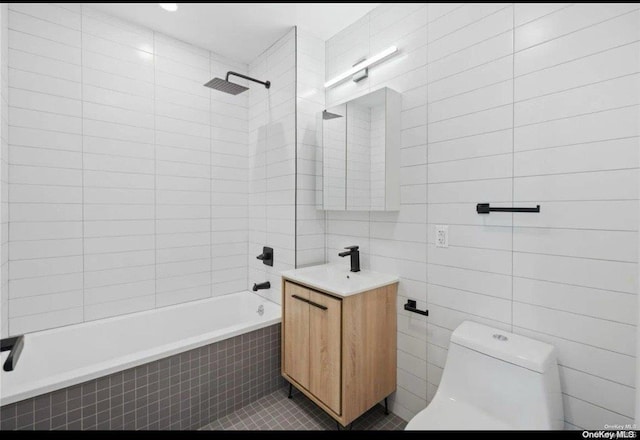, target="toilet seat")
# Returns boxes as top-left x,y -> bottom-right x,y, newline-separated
405,396 -> 513,430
